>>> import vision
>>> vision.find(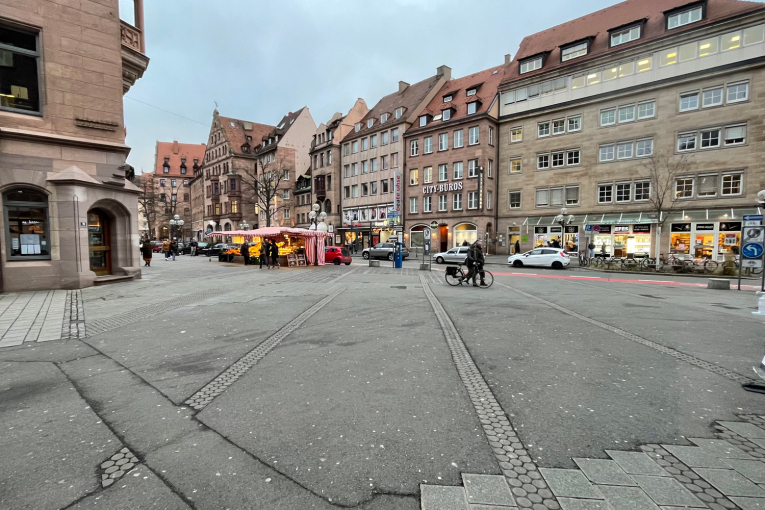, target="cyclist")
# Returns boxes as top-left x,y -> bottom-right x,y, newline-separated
465,241 -> 488,287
